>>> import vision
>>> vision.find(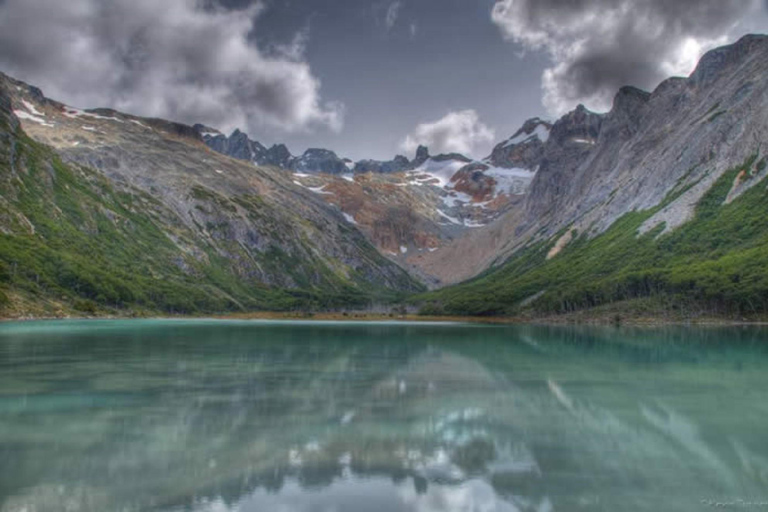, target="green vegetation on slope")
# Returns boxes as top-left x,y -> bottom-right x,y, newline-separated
0,114 -> 418,317
417,155 -> 768,318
